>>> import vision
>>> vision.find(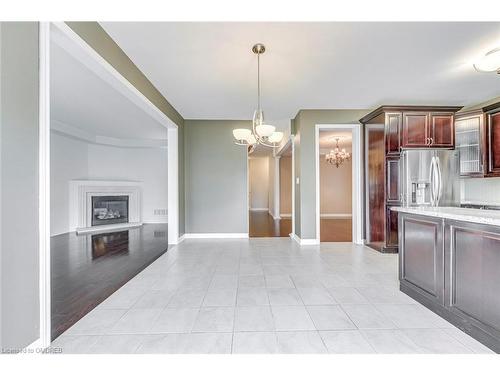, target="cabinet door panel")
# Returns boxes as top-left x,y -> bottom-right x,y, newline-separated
402,113 -> 429,148
385,113 -> 401,155
449,225 -> 500,331
455,115 -> 483,176
401,216 -> 442,299
430,113 -> 454,147
386,206 -> 399,248
386,156 -> 400,203
488,112 -> 500,174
